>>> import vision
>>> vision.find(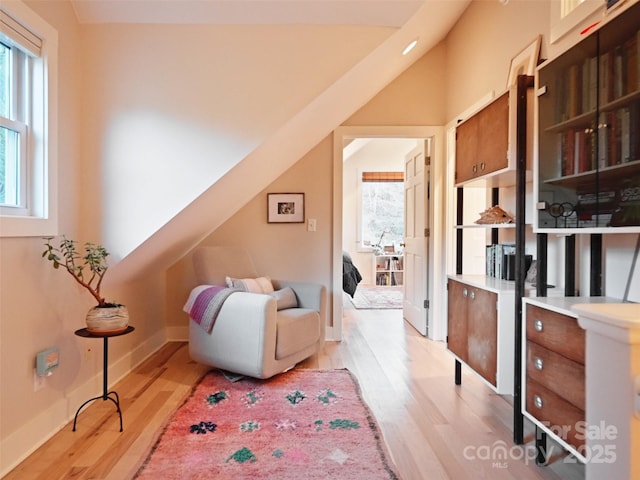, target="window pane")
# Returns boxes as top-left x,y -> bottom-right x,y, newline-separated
561,0 -> 585,18
0,125 -> 19,206
0,42 -> 9,118
361,181 -> 404,249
